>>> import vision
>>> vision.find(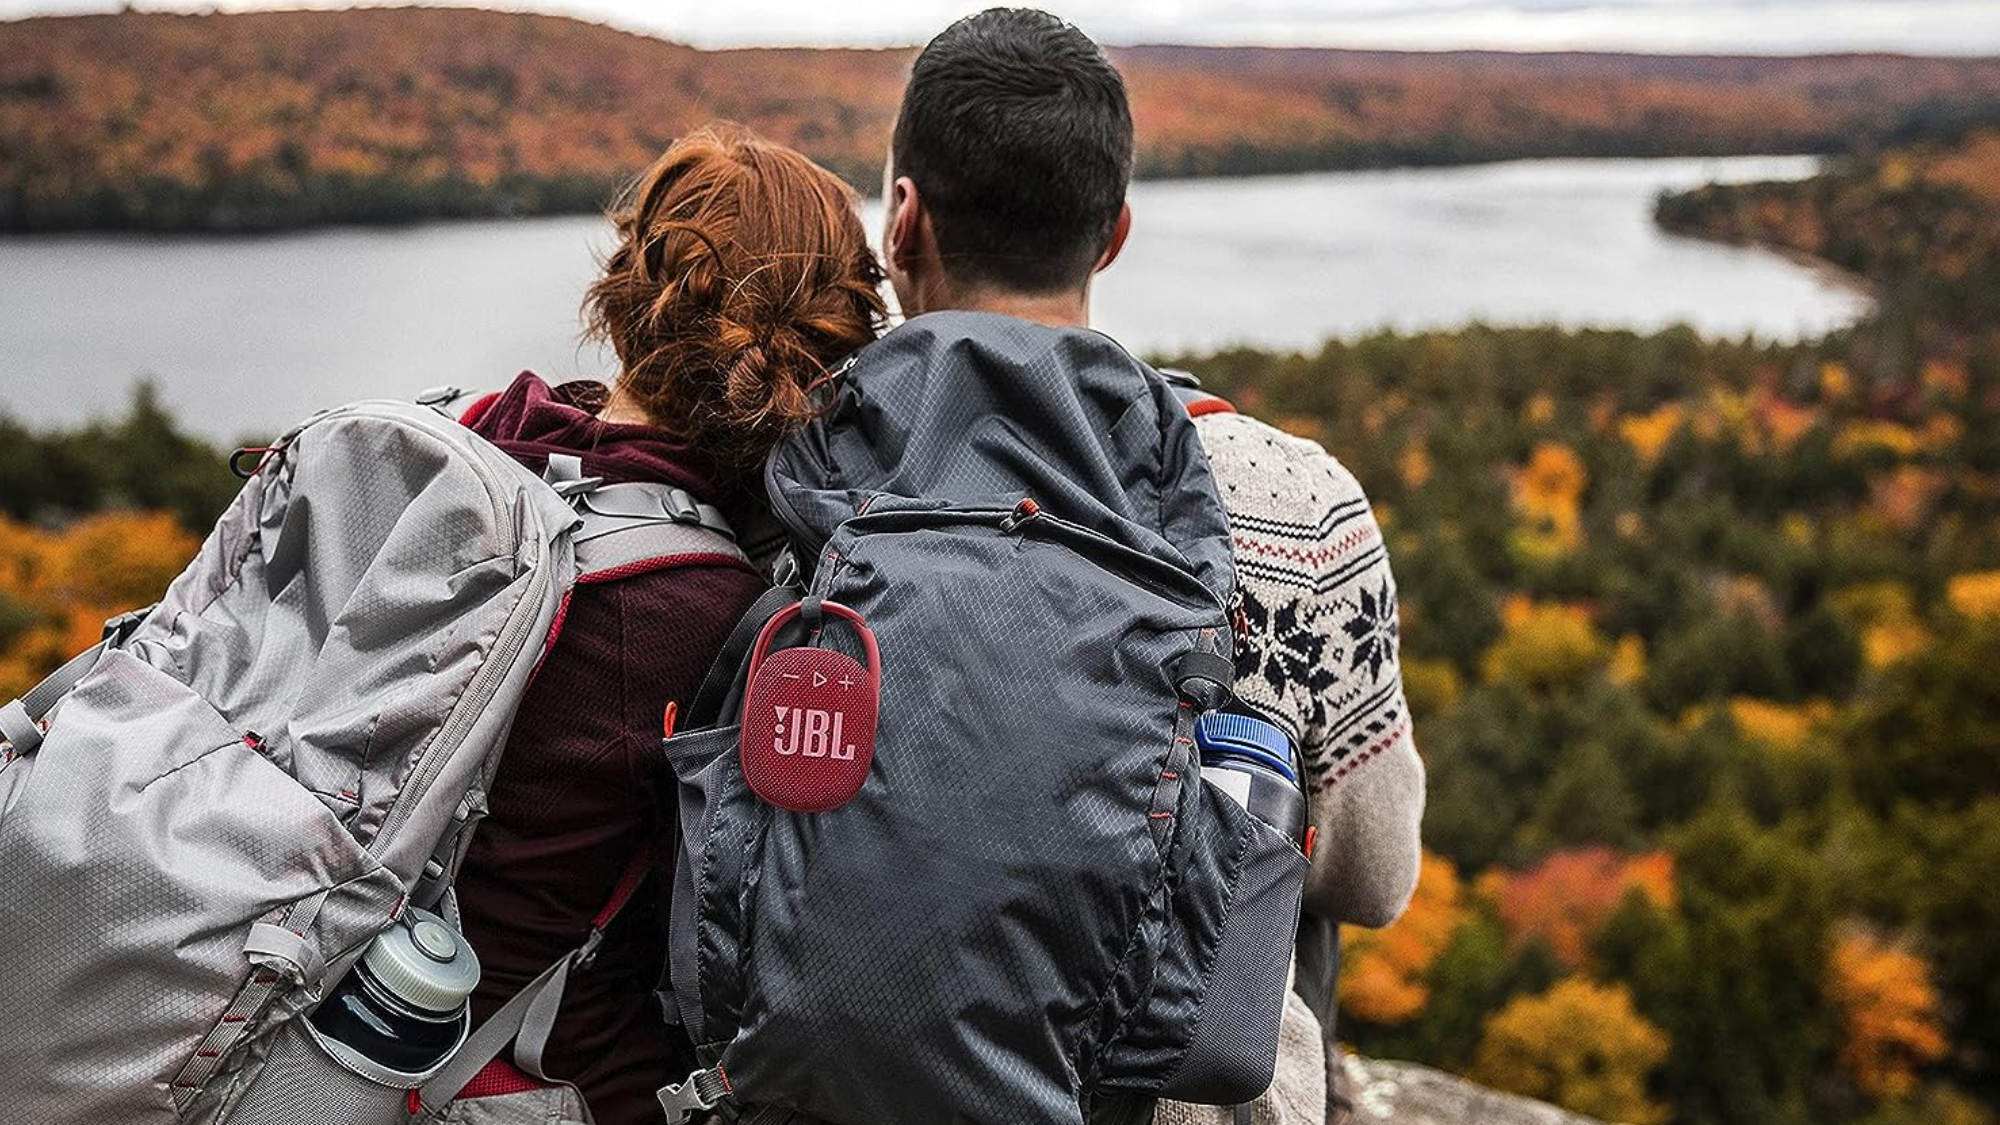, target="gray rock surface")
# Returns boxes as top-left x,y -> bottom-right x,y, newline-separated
1341,1055 -> 1619,1125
